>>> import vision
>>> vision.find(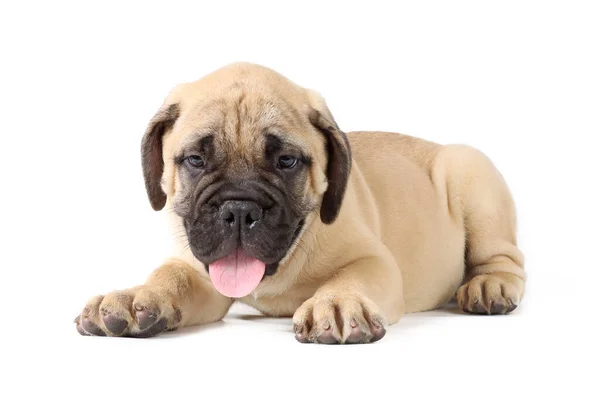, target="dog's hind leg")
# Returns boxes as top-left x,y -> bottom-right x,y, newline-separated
432,145 -> 525,314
